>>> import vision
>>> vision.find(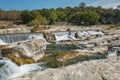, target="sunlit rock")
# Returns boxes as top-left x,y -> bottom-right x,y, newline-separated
12,59 -> 120,80
1,39 -> 46,65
